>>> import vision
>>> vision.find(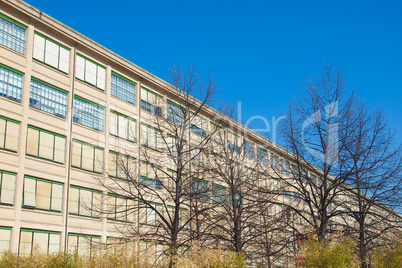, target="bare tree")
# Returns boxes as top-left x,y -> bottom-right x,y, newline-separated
341,101 -> 402,267
101,64 -> 228,266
